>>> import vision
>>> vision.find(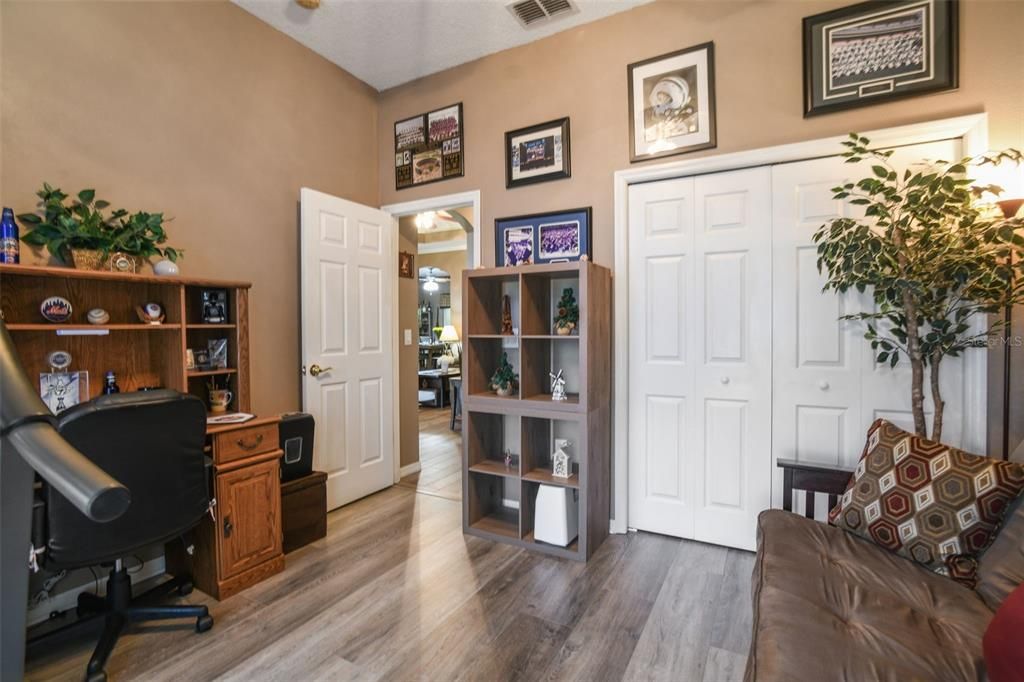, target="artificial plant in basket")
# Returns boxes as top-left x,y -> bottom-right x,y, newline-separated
814,134 -> 1024,441
18,183 -> 182,270
489,353 -> 519,397
553,287 -> 579,335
